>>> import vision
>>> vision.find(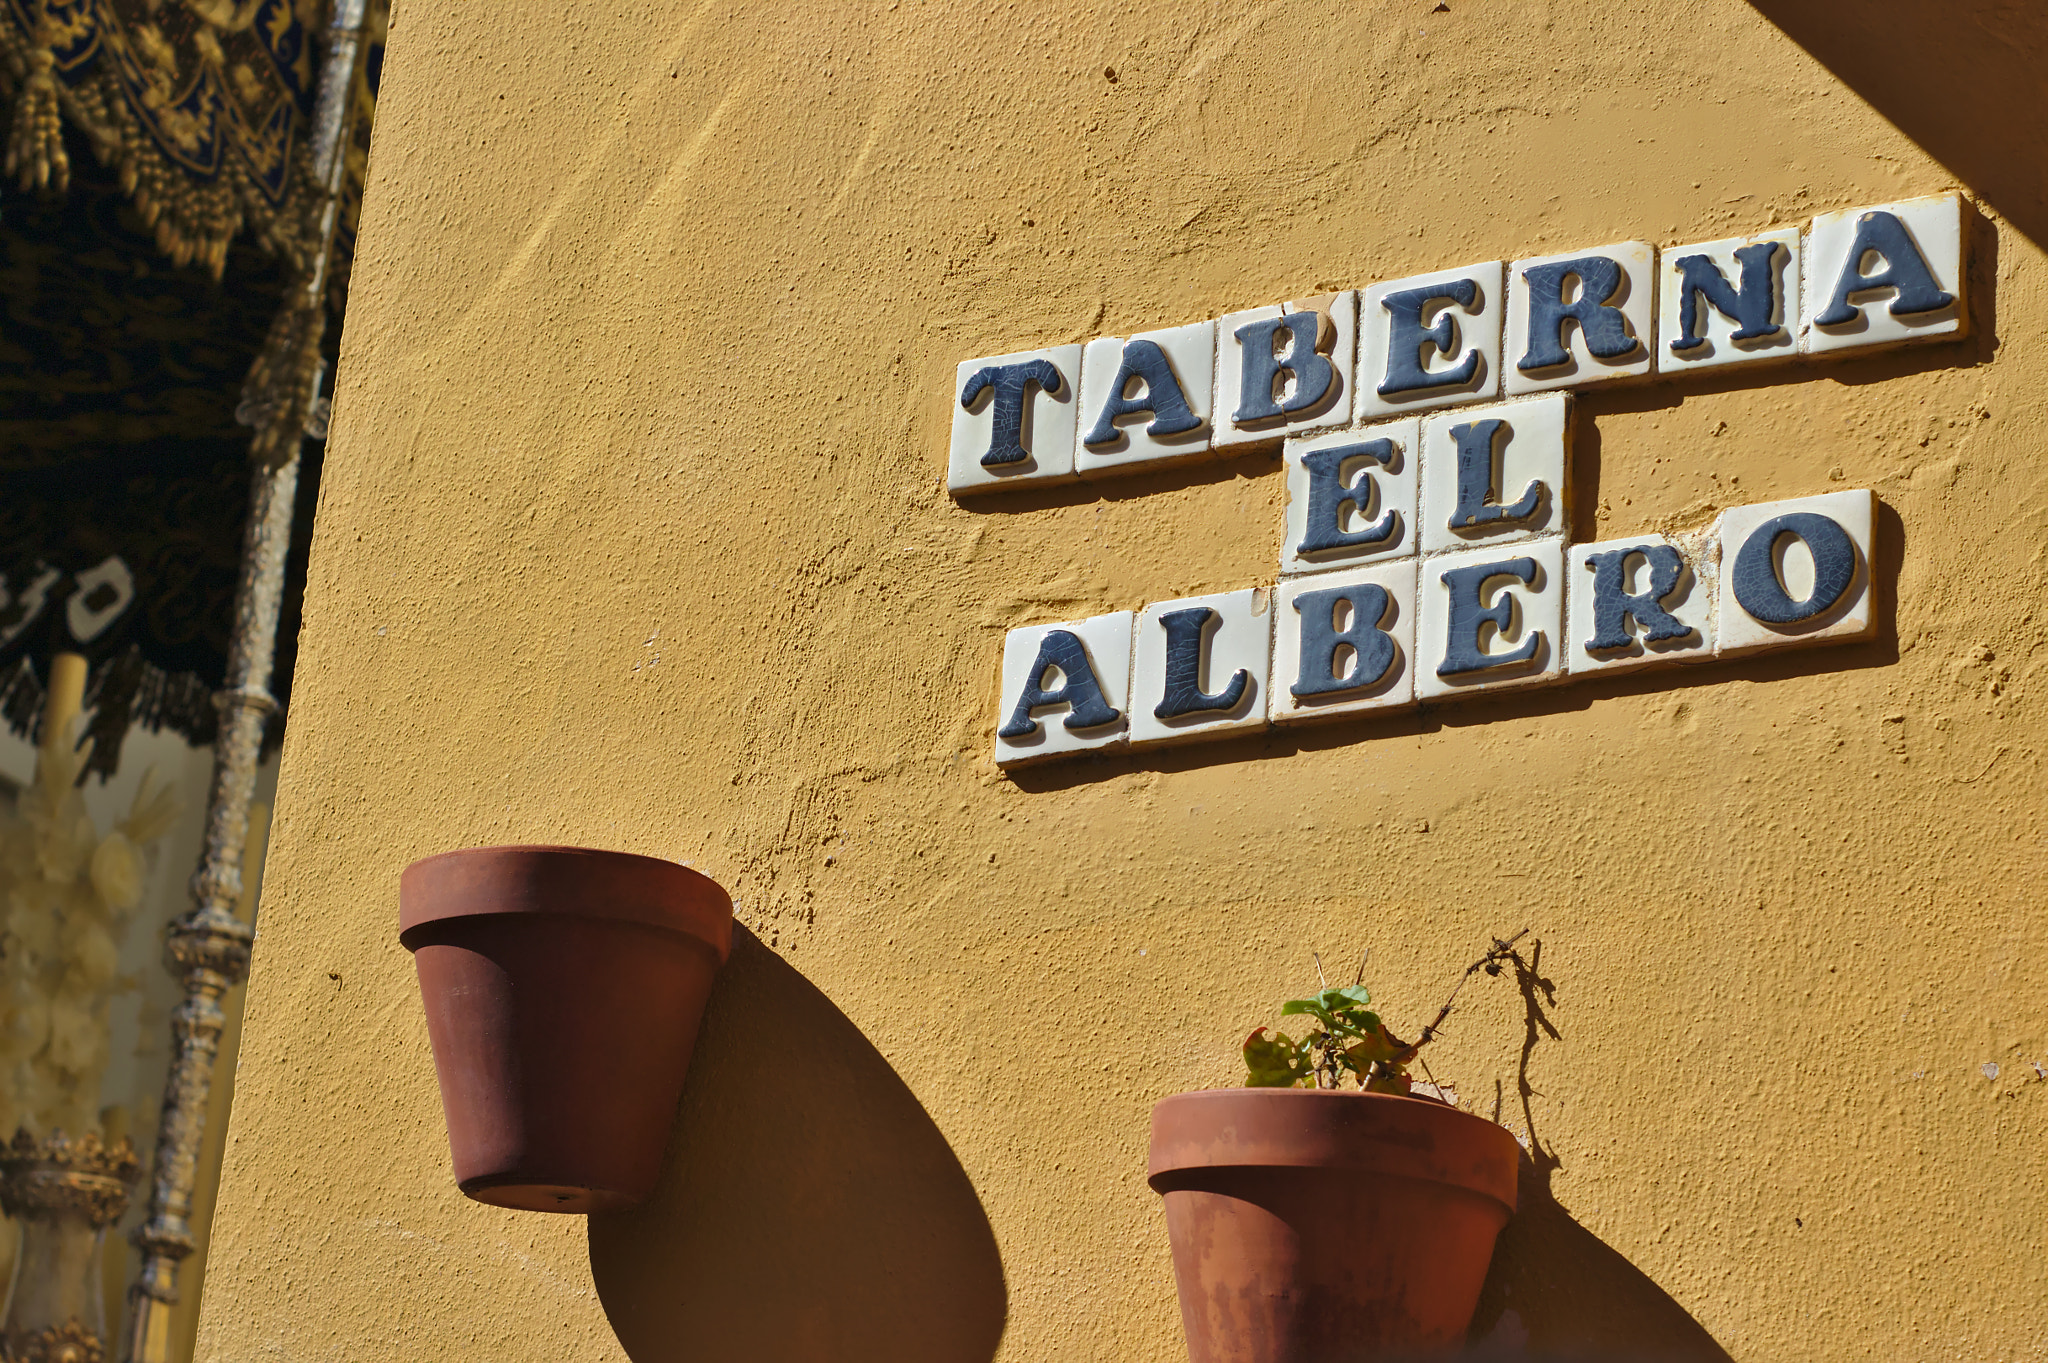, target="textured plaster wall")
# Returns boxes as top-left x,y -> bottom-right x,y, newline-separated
197,2 -> 2047,1360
